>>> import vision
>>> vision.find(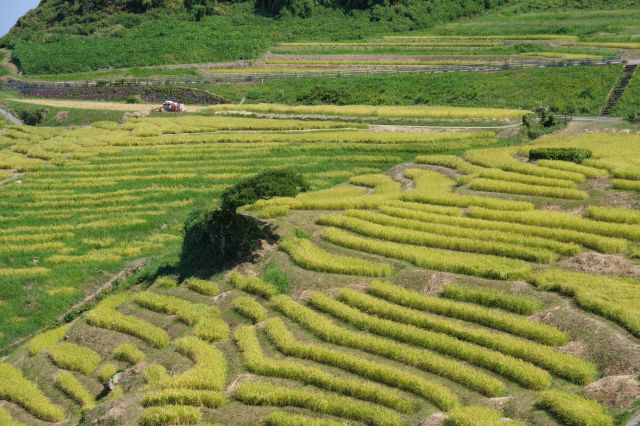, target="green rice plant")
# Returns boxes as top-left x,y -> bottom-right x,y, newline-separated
48,342 -> 102,375
194,317 -> 230,342
536,160 -> 608,178
445,405 -> 525,426
134,291 -> 217,326
234,381 -> 405,426
86,294 -> 170,348
613,179 -> 640,191
367,281 -> 568,346
531,269 -> 640,338
339,289 -> 596,385
440,284 -> 542,315
145,364 -> 169,386
468,178 -> 588,200
322,227 -> 532,281
309,291 -> 551,390
477,169 -> 577,188
319,213 -> 557,263
184,278 -> 219,296
272,295 -> 506,397
263,261 -> 291,294
264,318 -> 460,411
378,206 -> 624,254
537,390 -> 614,426
0,267 -> 50,278
167,336 -> 227,391
98,363 -> 118,384
142,389 -> 228,408
383,200 -> 463,217
280,236 -> 394,276
113,343 -> 145,364
54,371 -> 95,409
0,407 -> 27,426
27,324 -> 72,356
468,206 -> 640,241
265,411 -> 348,426
0,363 -> 64,422
586,206 -> 640,224
230,272 -> 277,299
234,326 -> 411,412
138,405 -> 201,426
233,297 -> 268,323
